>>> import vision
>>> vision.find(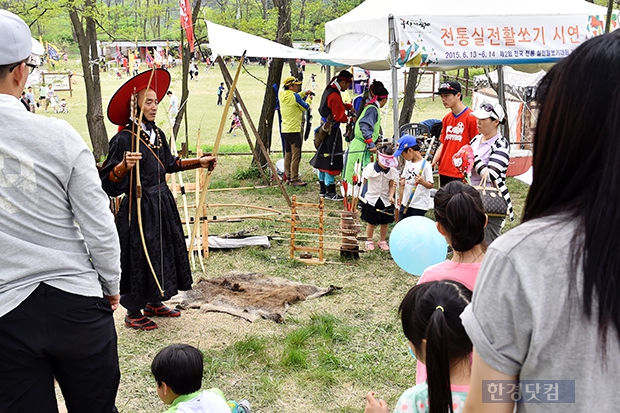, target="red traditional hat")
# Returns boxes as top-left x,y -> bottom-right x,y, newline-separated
107,68 -> 171,125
